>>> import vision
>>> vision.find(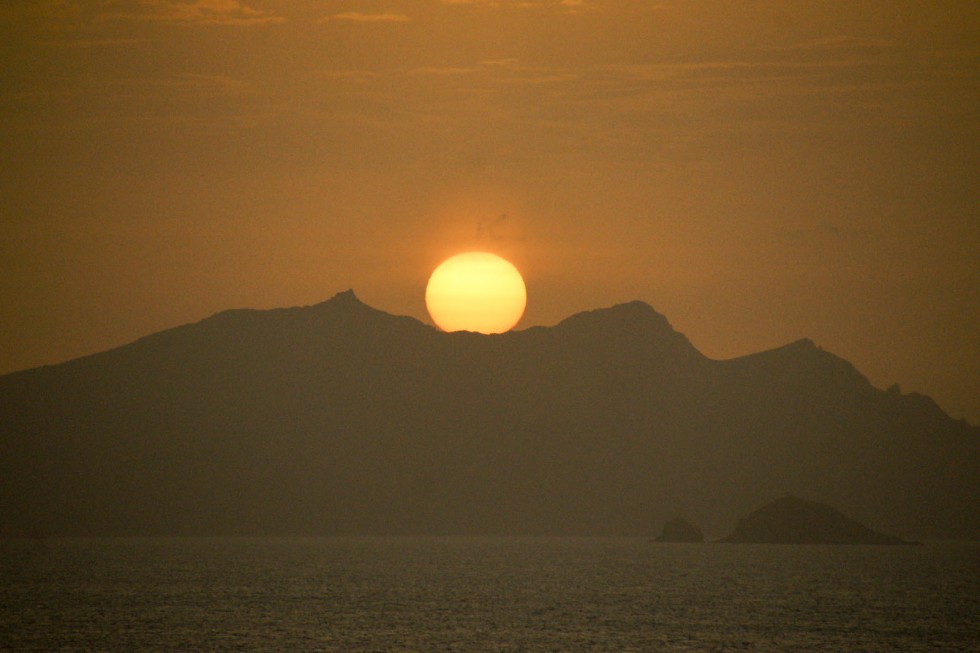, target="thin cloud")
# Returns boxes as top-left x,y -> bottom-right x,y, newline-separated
318,12 -> 411,23
14,73 -> 252,104
783,223 -> 875,245
410,66 -> 476,76
101,0 -> 285,26
778,36 -> 896,52
477,213 -> 511,241
481,58 -> 520,67
559,0 -> 593,13
38,38 -> 144,48
4,1 -> 82,21
317,70 -> 382,84
147,73 -> 253,96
